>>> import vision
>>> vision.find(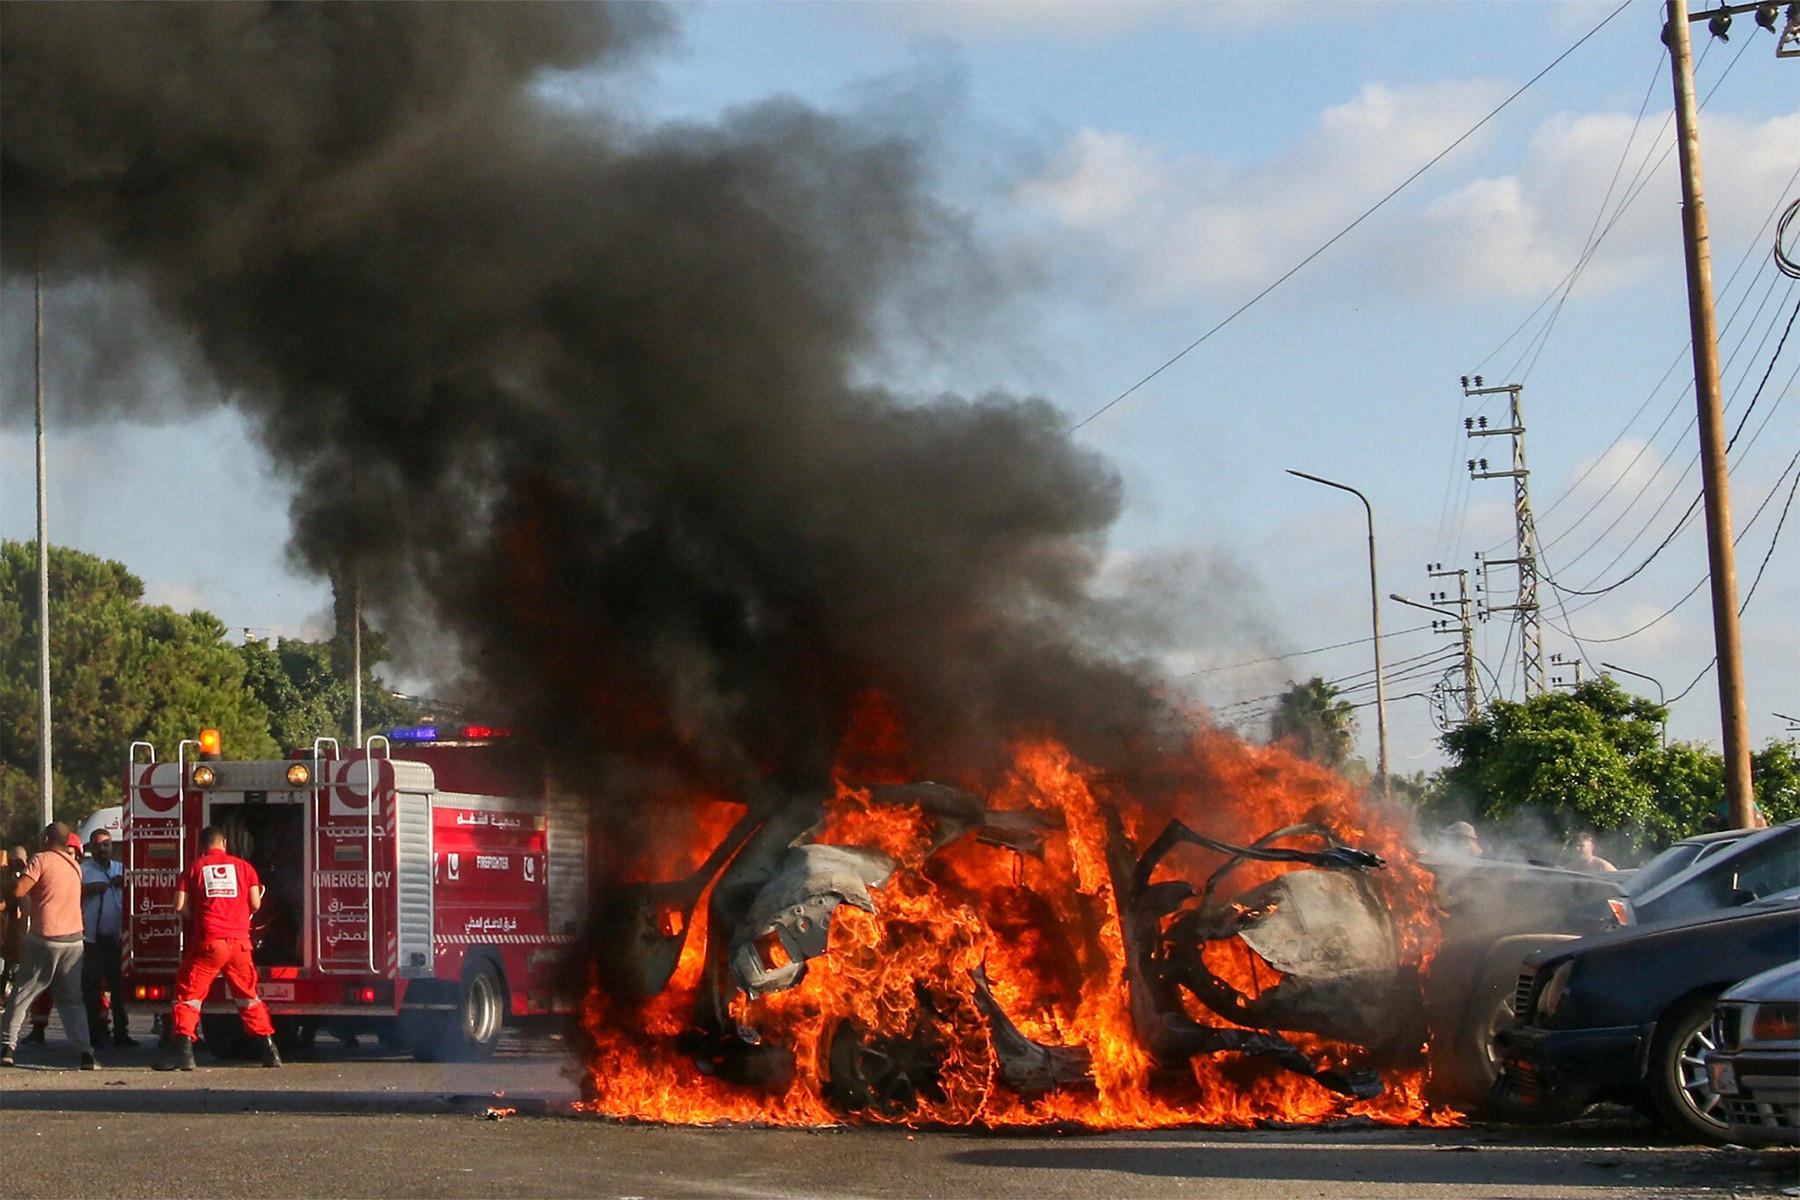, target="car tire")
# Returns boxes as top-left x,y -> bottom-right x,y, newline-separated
1435,935 -> 1575,1114
1647,992 -> 1731,1144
